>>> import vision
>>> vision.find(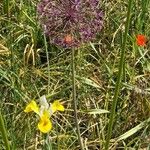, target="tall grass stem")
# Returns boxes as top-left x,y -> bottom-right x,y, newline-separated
71,49 -> 84,150
141,0 -> 149,32
44,35 -> 50,94
3,0 -> 9,16
105,0 -> 133,149
0,111 -> 10,150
